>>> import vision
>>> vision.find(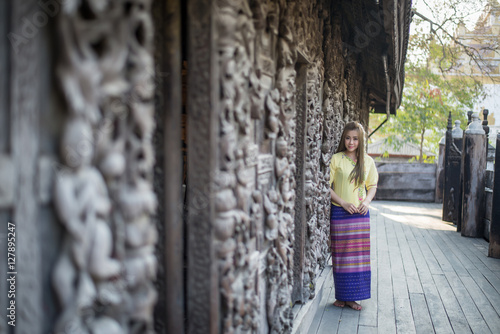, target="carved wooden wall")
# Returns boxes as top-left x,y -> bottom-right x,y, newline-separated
0,0 -> 375,333
186,0 -> 371,333
53,1 -> 158,333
